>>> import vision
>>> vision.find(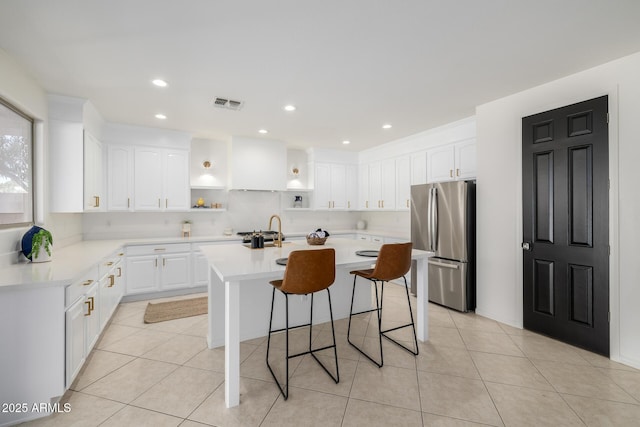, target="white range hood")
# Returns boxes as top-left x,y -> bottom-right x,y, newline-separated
228,136 -> 287,191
